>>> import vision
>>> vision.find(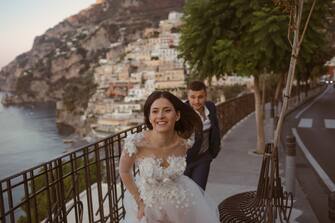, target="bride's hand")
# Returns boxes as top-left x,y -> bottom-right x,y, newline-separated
137,199 -> 145,220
